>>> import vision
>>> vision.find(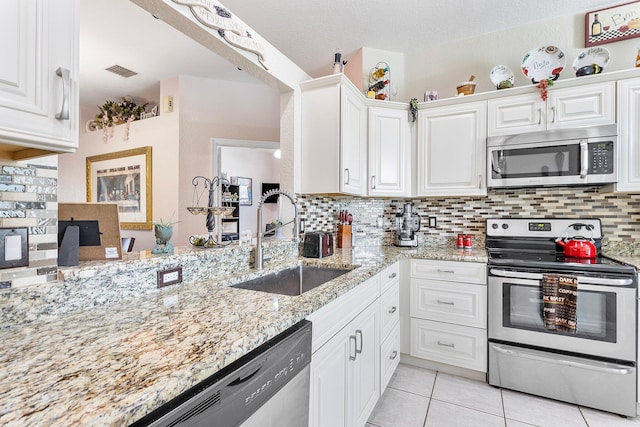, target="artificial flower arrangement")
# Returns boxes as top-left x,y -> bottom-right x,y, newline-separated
93,97 -> 148,142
